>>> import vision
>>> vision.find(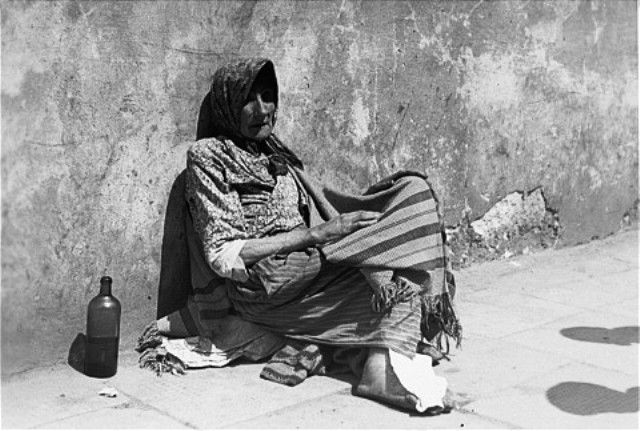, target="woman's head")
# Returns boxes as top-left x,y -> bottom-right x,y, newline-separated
208,58 -> 278,141
239,65 -> 277,141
